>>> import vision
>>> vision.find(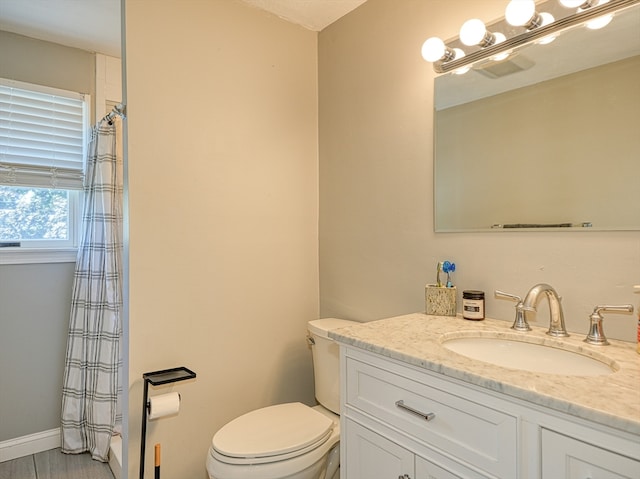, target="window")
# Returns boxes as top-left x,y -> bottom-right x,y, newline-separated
0,186 -> 80,246
0,79 -> 89,263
